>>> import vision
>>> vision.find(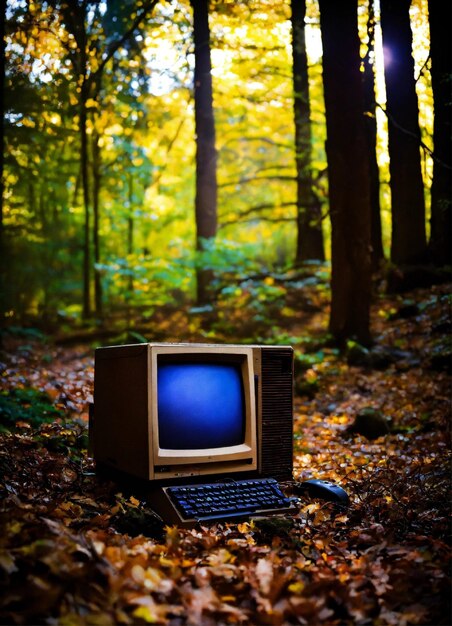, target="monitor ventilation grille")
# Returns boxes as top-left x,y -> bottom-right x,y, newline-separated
260,348 -> 293,480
